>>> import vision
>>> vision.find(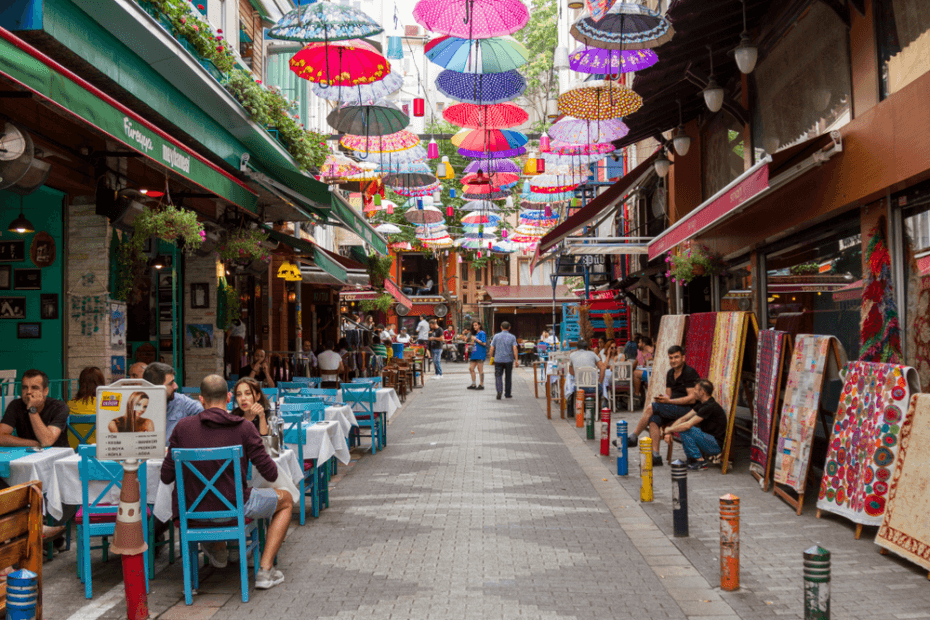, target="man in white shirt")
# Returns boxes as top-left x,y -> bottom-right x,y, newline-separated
396,328 -> 411,344
317,341 -> 345,388
379,325 -> 393,345
416,317 -> 431,345
417,278 -> 434,295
